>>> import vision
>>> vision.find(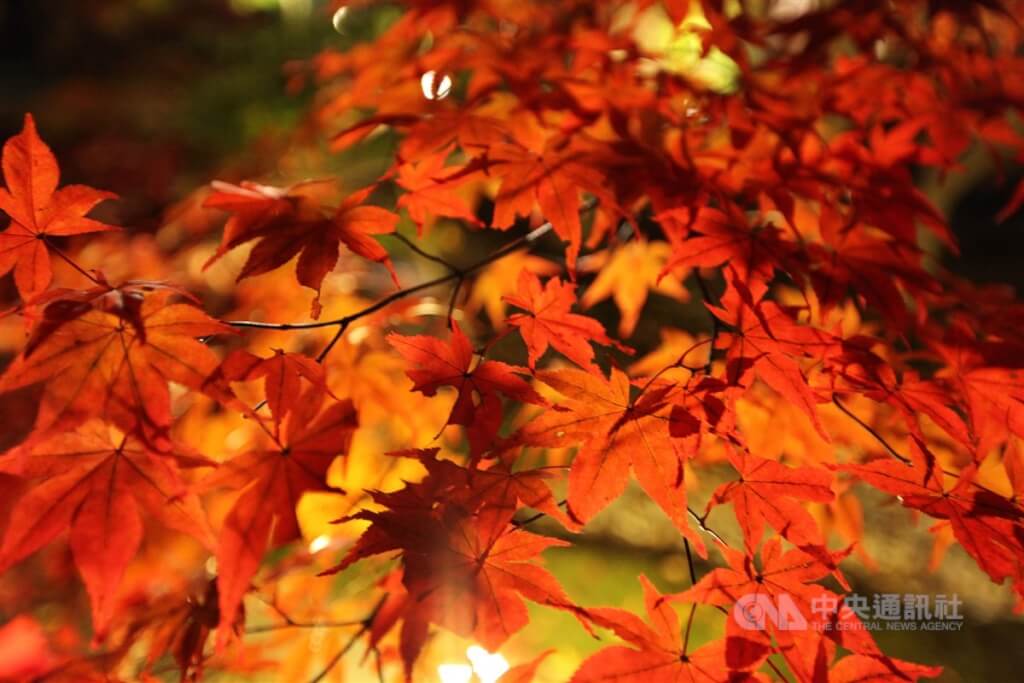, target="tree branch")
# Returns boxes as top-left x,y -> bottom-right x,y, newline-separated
226,219 -> 556,332
307,593 -> 388,683
388,231 -> 462,273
